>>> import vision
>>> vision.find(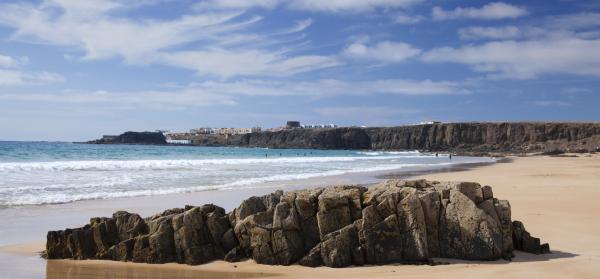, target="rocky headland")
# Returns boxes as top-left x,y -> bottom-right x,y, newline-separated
44,179 -> 549,267
87,131 -> 166,145
88,122 -> 600,154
